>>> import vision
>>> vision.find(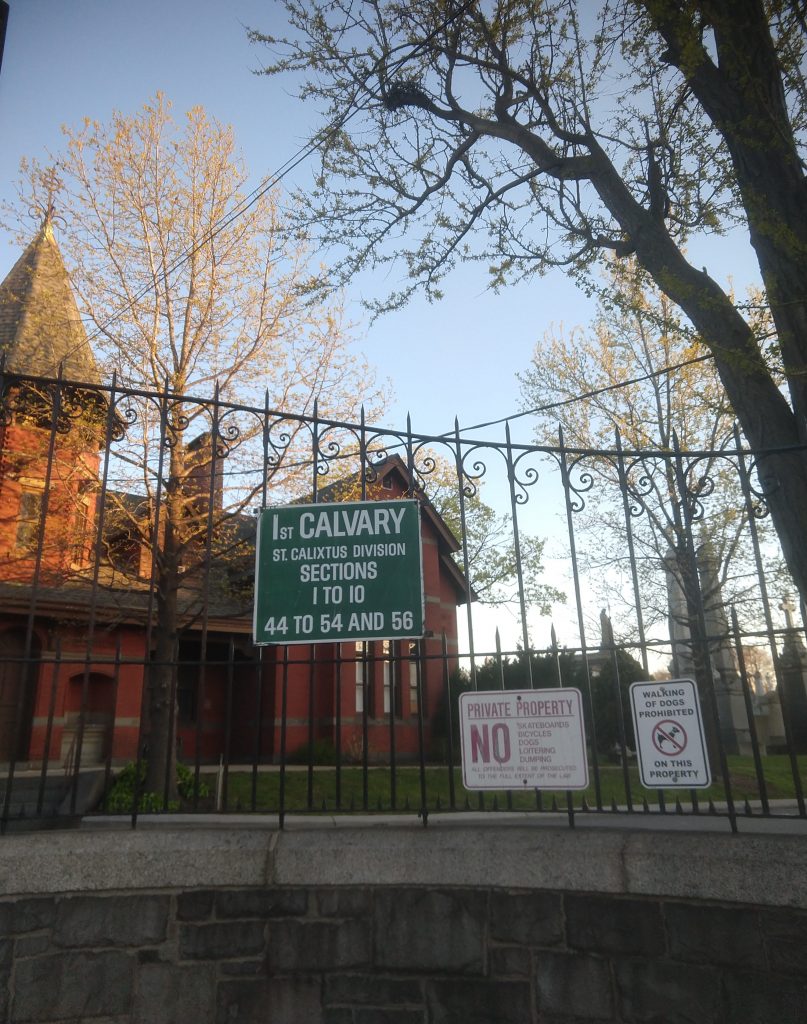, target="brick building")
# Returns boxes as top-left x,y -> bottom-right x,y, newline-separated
0,221 -> 469,769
